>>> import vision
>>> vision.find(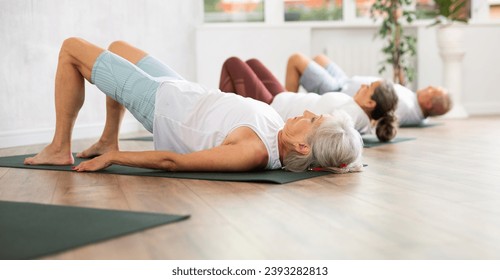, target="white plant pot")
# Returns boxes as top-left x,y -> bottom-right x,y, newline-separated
436,22 -> 468,118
